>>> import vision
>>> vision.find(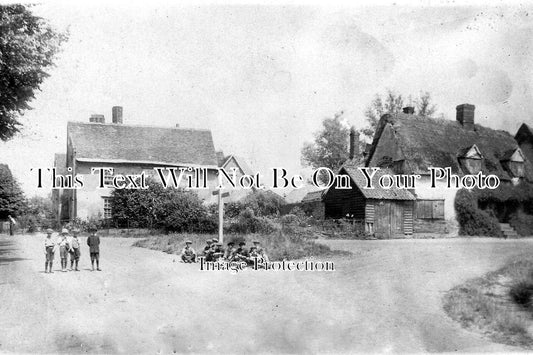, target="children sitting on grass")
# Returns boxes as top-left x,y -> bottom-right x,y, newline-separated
187,238 -> 269,265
